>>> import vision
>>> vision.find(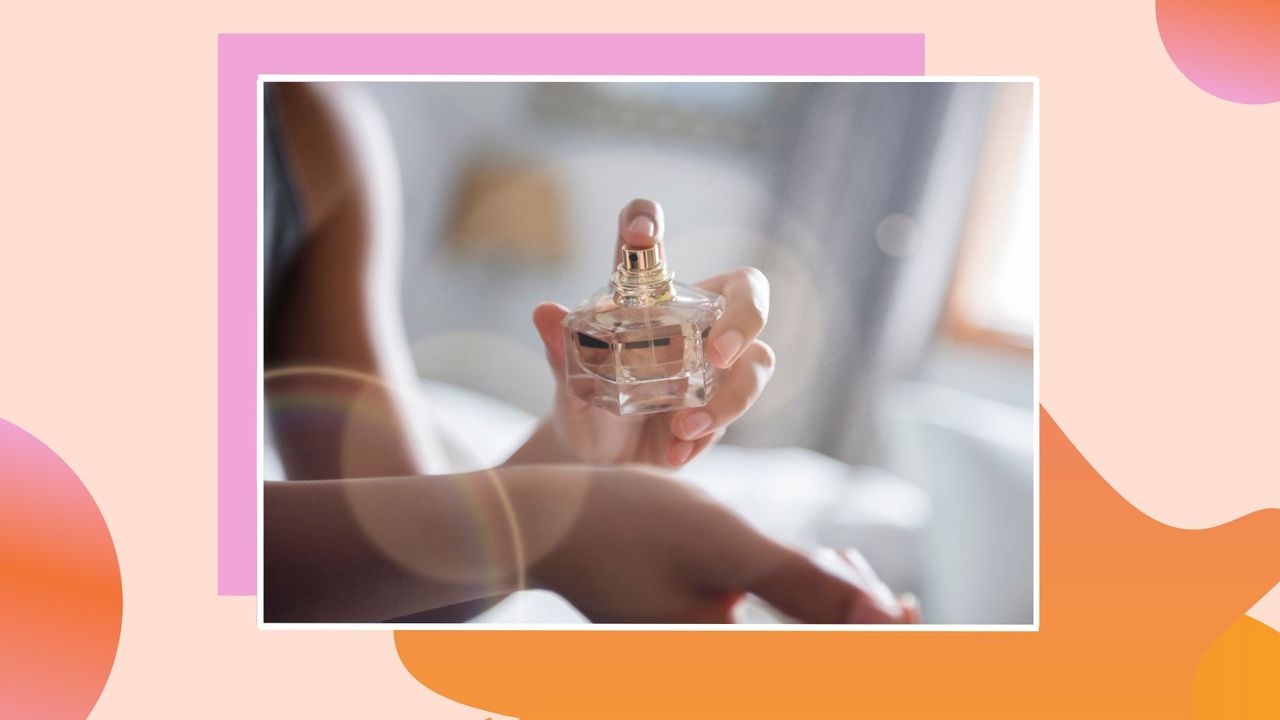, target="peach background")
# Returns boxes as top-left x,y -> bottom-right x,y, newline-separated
1,1 -> 1277,718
